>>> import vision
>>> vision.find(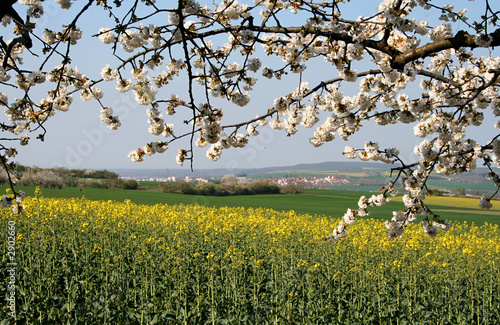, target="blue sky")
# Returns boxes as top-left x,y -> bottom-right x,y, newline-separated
6,0 -> 498,172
